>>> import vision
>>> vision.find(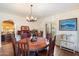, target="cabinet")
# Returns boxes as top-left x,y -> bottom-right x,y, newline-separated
60,34 -> 77,53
